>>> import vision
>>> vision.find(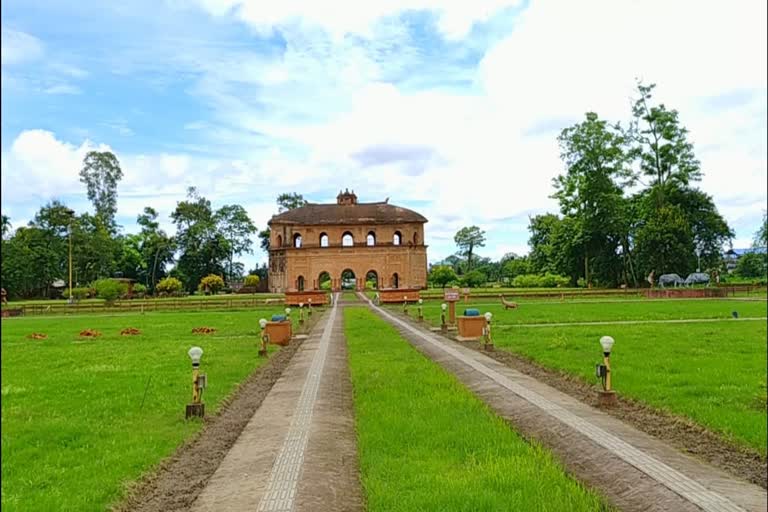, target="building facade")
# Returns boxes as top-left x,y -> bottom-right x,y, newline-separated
267,190 -> 428,292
